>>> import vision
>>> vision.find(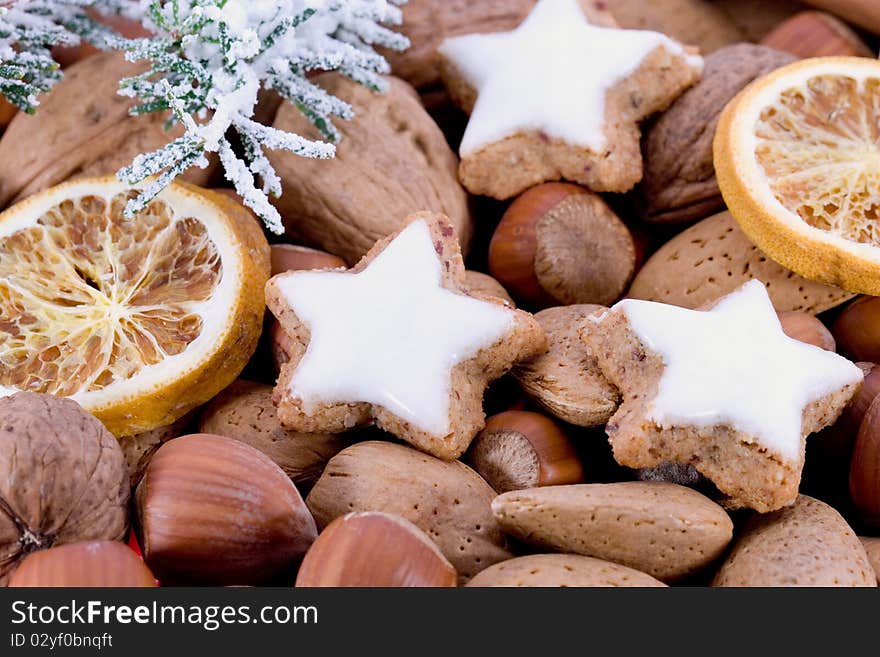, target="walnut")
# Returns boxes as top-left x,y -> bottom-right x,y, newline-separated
605,0 -> 743,53
639,44 -> 796,223
0,52 -> 217,209
0,393 -> 129,584
383,0 -> 543,92
267,74 -> 472,264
